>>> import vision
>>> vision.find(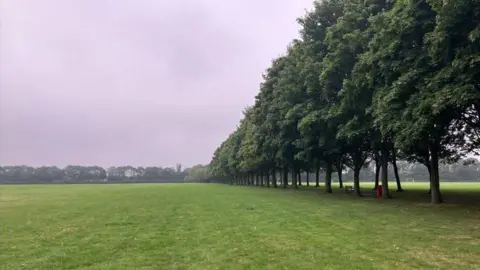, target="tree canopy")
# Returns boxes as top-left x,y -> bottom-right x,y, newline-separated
209,0 -> 480,204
